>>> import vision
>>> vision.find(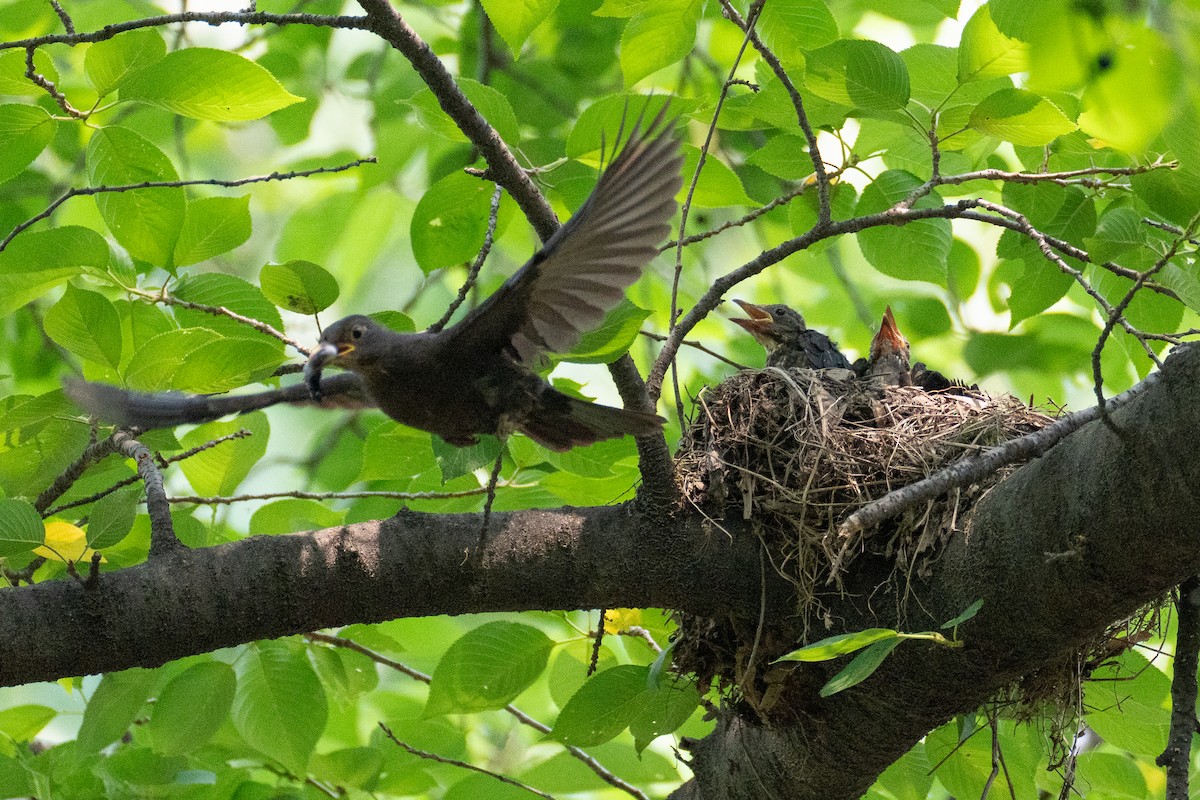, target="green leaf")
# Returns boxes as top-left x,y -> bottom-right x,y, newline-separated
42,283 -> 123,370
775,628 -> 900,662
0,705 -> 55,742
819,638 -> 902,696
432,435 -> 501,483
424,622 -> 554,716
629,675 -> 701,754
1007,260 -> 1072,328
958,4 -> 1027,82
480,0 -> 560,54
1084,649 -> 1169,757
565,94 -> 682,162
86,485 -> 140,550
855,170 -> 950,286
805,39 -> 910,111
620,0 -> 701,86
173,195 -> 253,267
150,662 -> 236,756
0,498 -> 43,557
550,664 -> 648,747
1158,264 -> 1200,315
0,390 -> 73,436
85,28 -> 166,97
546,437 -> 635,478
311,747 -> 385,789
406,79 -> 520,145
746,133 -> 814,180
941,599 -> 985,629
122,327 -> 220,390
1085,206 -> 1145,263
178,412 -> 270,497
411,171 -> 507,273
564,299 -> 650,363
76,668 -> 156,754
368,310 -> 416,333
0,104 -> 56,184
968,88 -> 1075,147
233,640 -> 328,774
680,144 -> 754,208
120,48 -> 303,121
86,126 -> 186,267
249,498 -> 346,535
758,0 -> 838,65
171,272 -> 286,353
260,260 -> 340,315
0,48 -> 57,95
1079,26 -> 1178,153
